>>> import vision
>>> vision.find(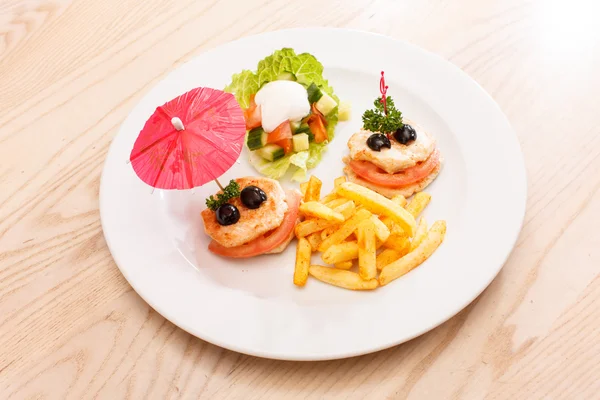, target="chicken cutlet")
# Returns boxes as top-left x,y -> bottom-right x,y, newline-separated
201,177 -> 288,248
